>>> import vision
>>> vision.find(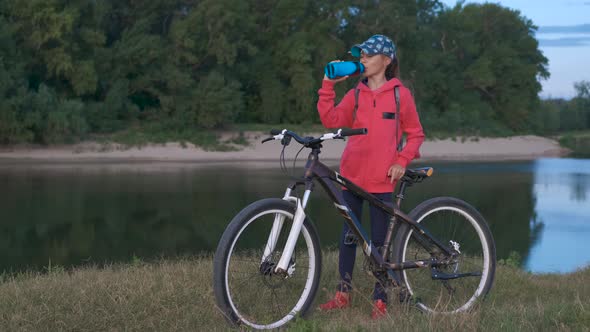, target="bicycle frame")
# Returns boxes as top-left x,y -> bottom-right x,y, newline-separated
269,146 -> 456,286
